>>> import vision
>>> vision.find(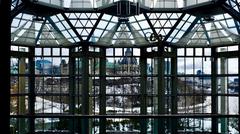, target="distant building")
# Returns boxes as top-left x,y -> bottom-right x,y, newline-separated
196,70 -> 211,87
35,59 -> 61,75
234,78 -> 239,84
147,60 -> 170,75
118,48 -> 139,74
229,78 -> 239,92
60,59 -> 68,75
35,59 -> 52,75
